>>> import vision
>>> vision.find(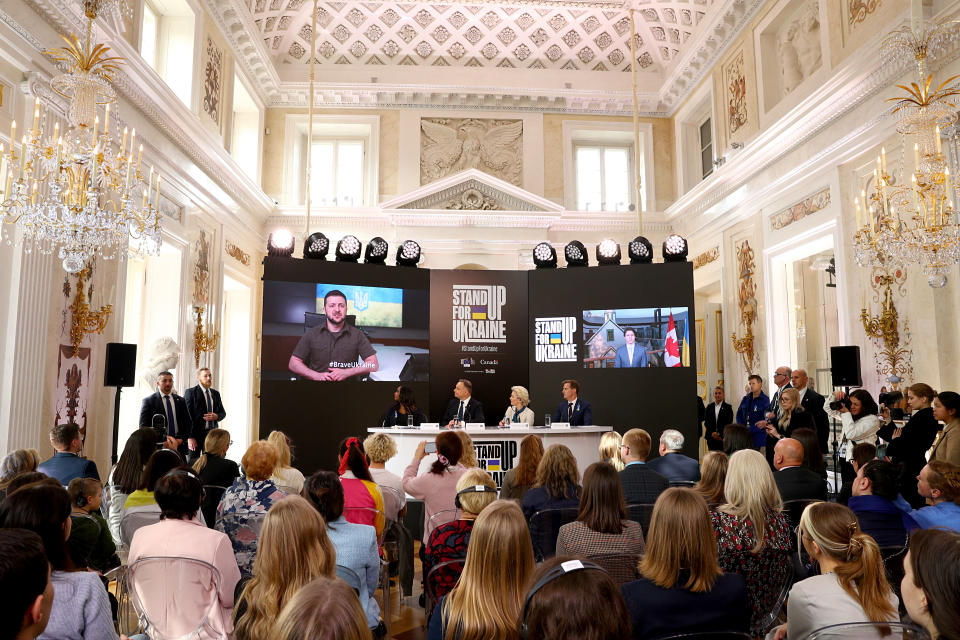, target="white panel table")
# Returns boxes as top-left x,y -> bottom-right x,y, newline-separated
368,425 -> 612,489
